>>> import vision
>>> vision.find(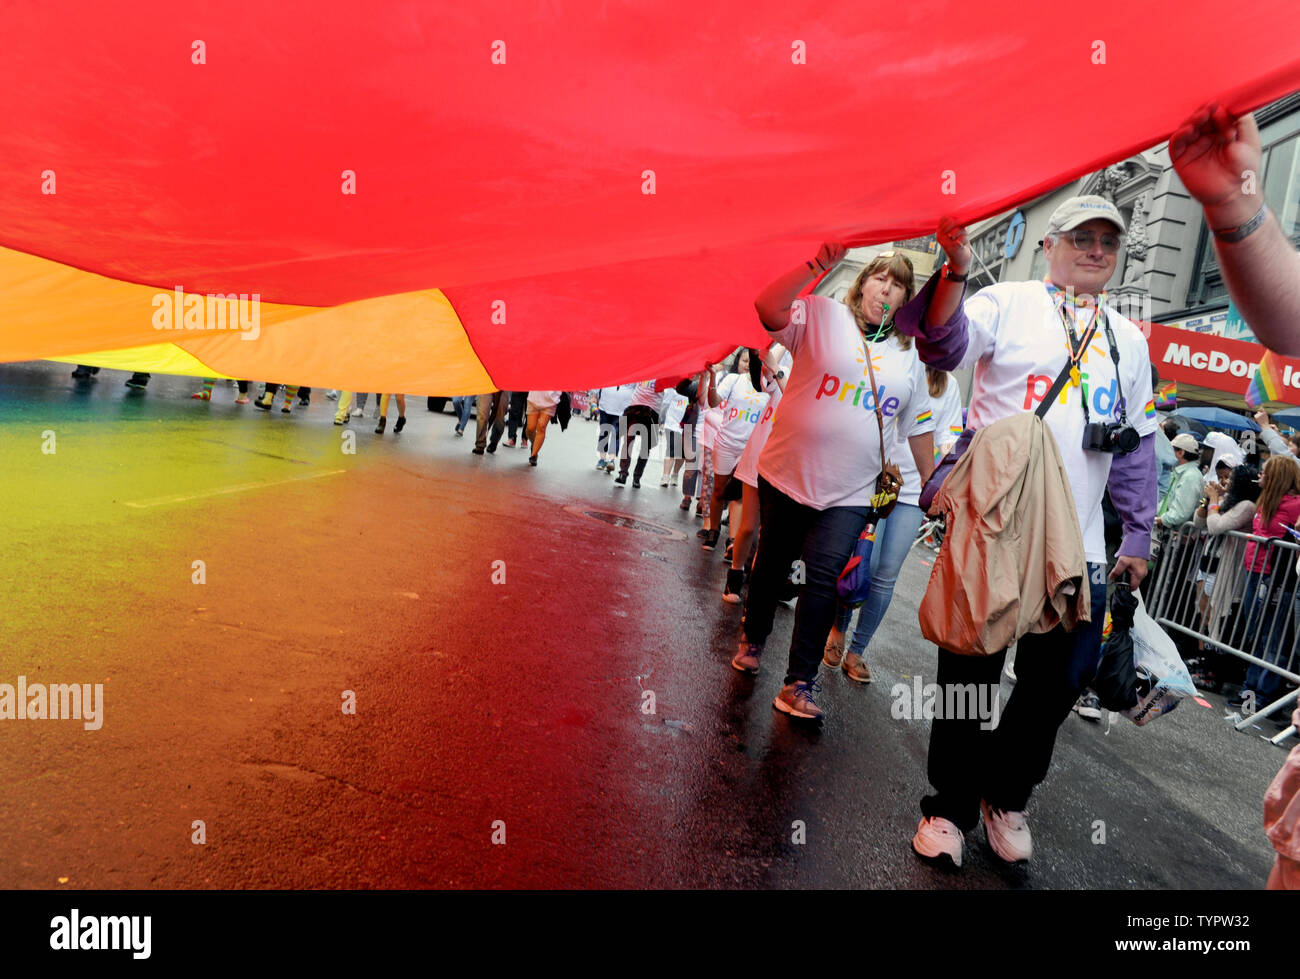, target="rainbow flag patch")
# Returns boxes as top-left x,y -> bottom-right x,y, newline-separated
949,424 -> 964,437
1143,400 -> 1156,419
916,410 -> 933,424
